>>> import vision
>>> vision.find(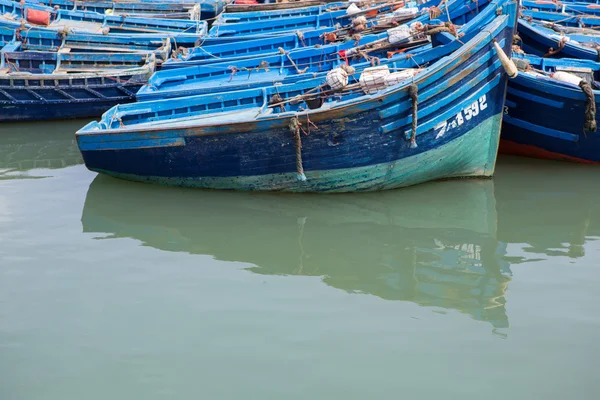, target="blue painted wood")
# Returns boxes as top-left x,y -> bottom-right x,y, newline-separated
1,48 -> 155,73
139,0 -> 496,100
215,2 -> 348,24
207,1 -> 423,37
0,0 -> 208,34
521,0 -> 600,16
75,0 -> 518,192
520,9 -> 600,28
0,18 -> 250,60
208,10 -> 357,37
516,19 -> 600,61
25,0 -> 226,20
501,54 -> 600,162
164,0 -> 478,67
0,51 -> 156,121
